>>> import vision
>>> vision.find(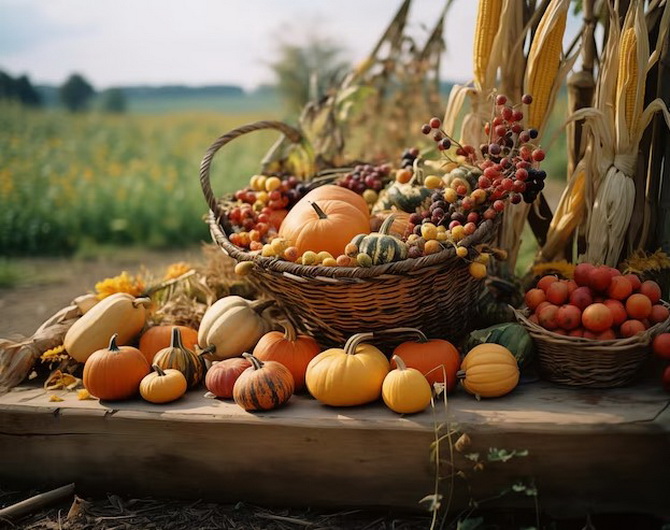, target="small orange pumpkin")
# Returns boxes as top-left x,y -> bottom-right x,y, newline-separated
139,325 -> 199,365
389,328 -> 461,392
369,209 -> 411,238
253,321 -> 320,391
83,334 -> 151,401
233,353 -> 295,411
279,199 -> 370,258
